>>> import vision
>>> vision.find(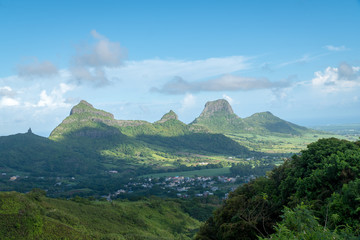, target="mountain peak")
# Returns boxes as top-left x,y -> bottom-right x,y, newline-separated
157,110 -> 178,123
199,99 -> 234,118
70,100 -> 114,119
